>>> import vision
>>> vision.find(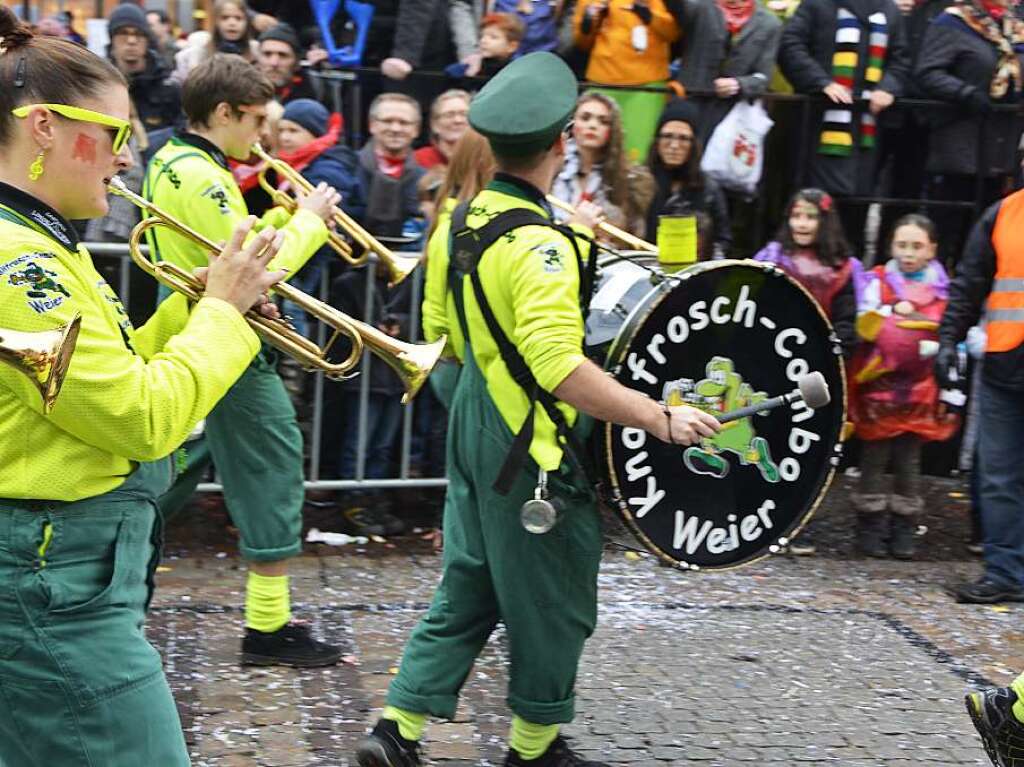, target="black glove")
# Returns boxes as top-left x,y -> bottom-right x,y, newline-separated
933,344 -> 958,389
629,2 -> 653,24
960,86 -> 992,114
